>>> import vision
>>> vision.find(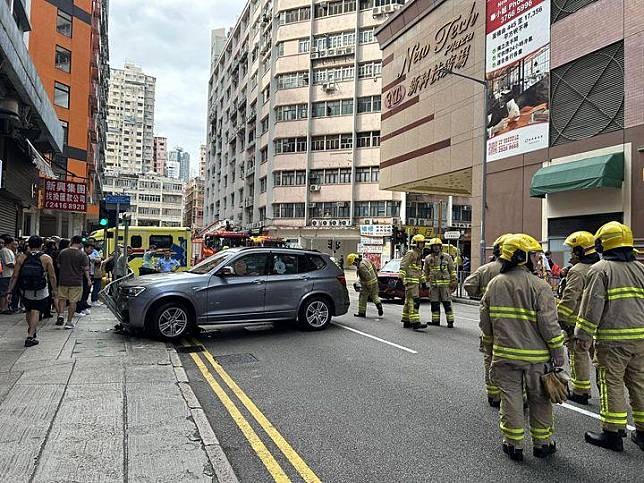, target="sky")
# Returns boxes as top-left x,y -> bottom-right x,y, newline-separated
109,0 -> 241,176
